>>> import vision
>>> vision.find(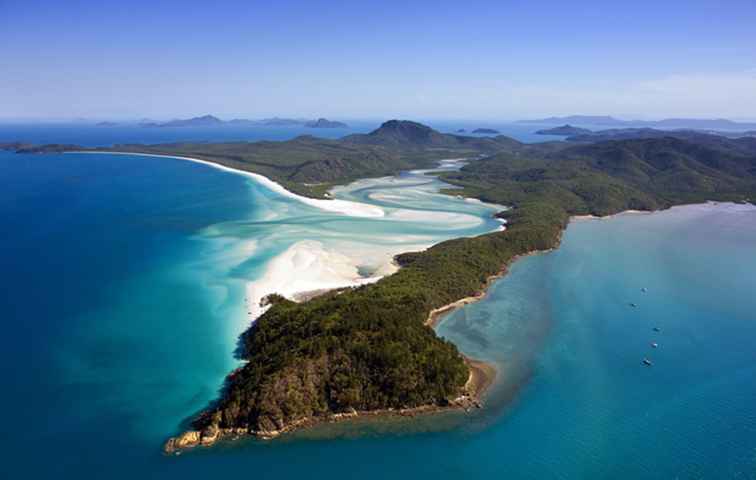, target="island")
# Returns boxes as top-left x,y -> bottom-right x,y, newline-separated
305,118 -> 348,128
4,121 -> 755,452
141,114 -> 224,128
535,124 -> 592,136
519,115 -> 756,130
96,121 -> 118,127
472,128 -> 500,134
137,114 -> 346,129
